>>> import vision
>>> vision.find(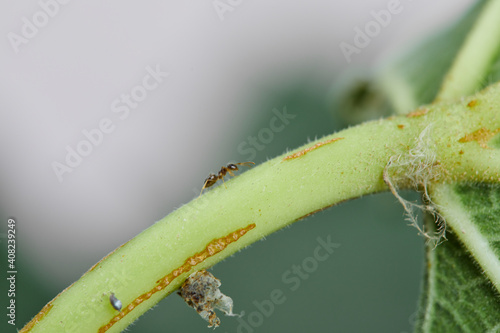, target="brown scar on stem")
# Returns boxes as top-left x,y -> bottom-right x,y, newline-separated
467,99 -> 478,108
98,223 -> 256,333
295,198 -> 355,222
294,204 -> 336,221
88,240 -> 131,273
406,108 -> 429,118
295,192 -> 386,222
458,127 -> 500,148
283,137 -> 344,161
19,303 -> 54,333
20,240 -> 134,332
